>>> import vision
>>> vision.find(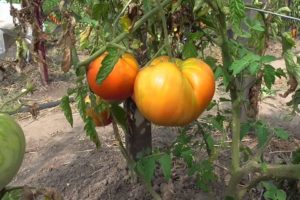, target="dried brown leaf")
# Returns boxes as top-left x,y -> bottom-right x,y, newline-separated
61,47 -> 72,72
